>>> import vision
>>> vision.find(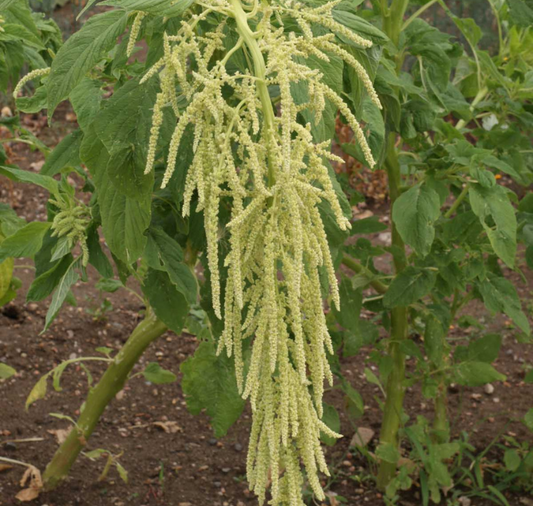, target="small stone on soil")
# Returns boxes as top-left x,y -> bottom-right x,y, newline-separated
208,438 -> 217,445
3,442 -> 16,451
484,383 -> 495,395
